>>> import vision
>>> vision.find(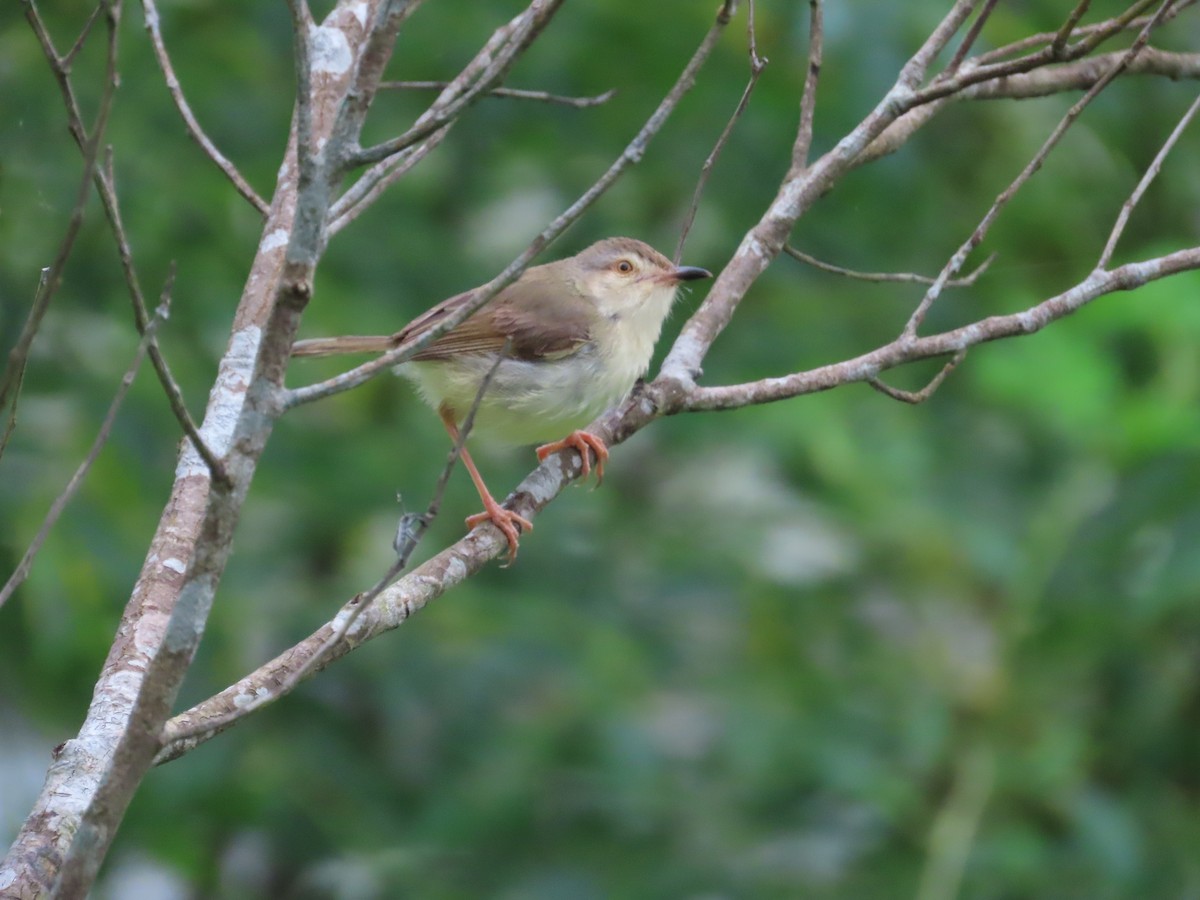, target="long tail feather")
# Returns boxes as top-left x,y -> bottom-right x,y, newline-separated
291,335 -> 394,357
